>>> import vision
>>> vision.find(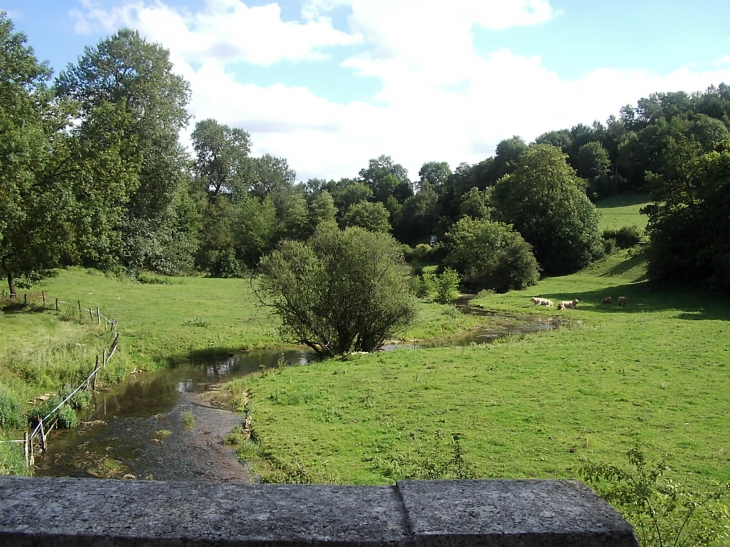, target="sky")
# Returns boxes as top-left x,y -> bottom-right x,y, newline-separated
4,0 -> 730,182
